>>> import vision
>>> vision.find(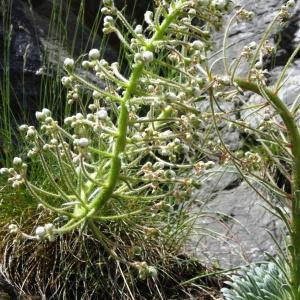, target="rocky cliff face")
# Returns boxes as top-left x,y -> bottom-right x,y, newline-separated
0,0 -> 150,126
187,0 -> 300,267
